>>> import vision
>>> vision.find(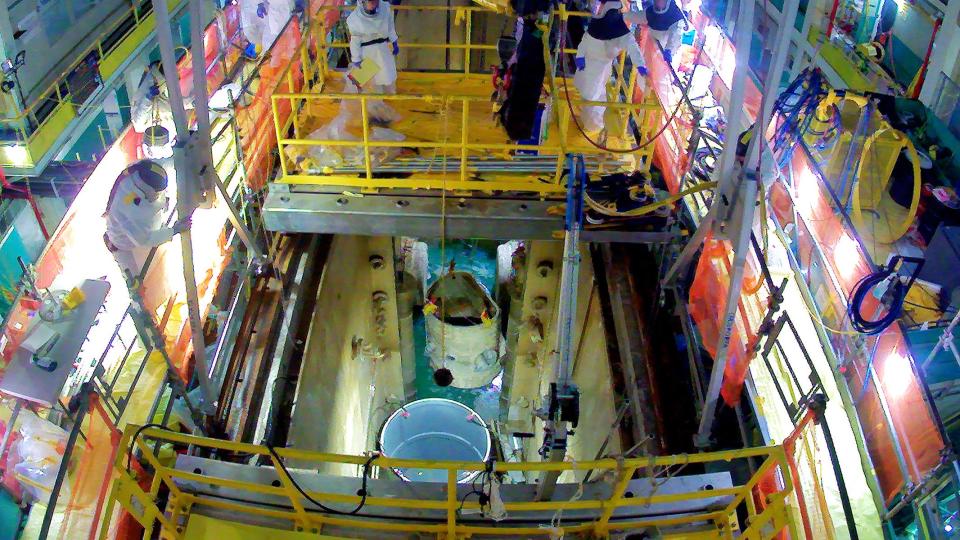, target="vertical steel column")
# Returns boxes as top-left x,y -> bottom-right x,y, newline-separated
536,155 -> 584,500
153,0 -> 216,415
694,0 -> 801,445
691,0 -> 756,446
